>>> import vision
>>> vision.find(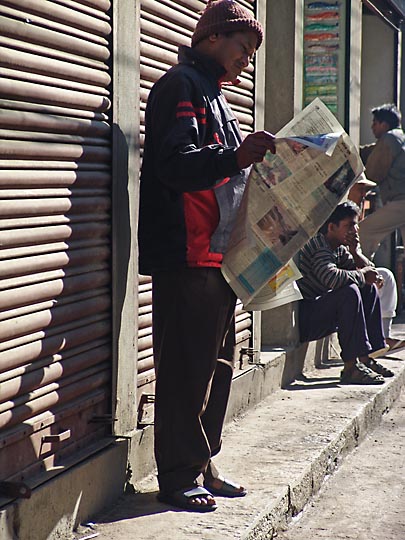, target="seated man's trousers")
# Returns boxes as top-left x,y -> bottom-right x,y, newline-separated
299,283 -> 385,361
